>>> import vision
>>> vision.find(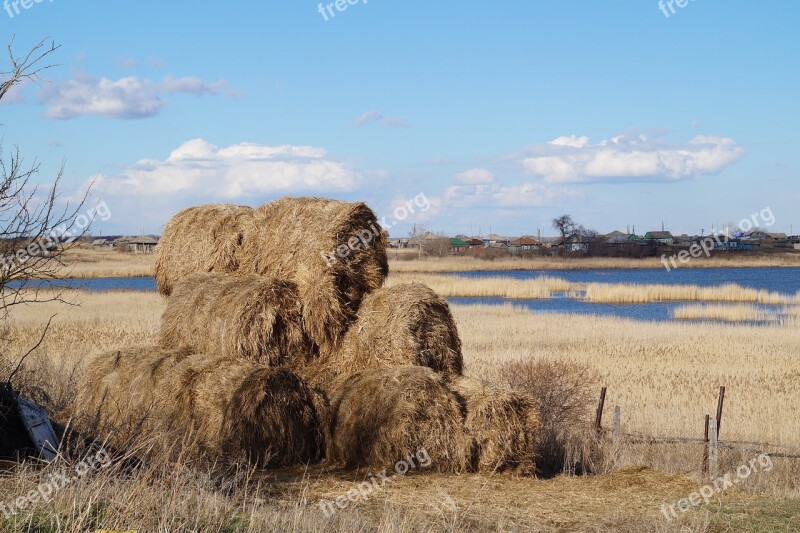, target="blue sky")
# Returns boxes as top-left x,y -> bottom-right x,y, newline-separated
2,1 -> 798,237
